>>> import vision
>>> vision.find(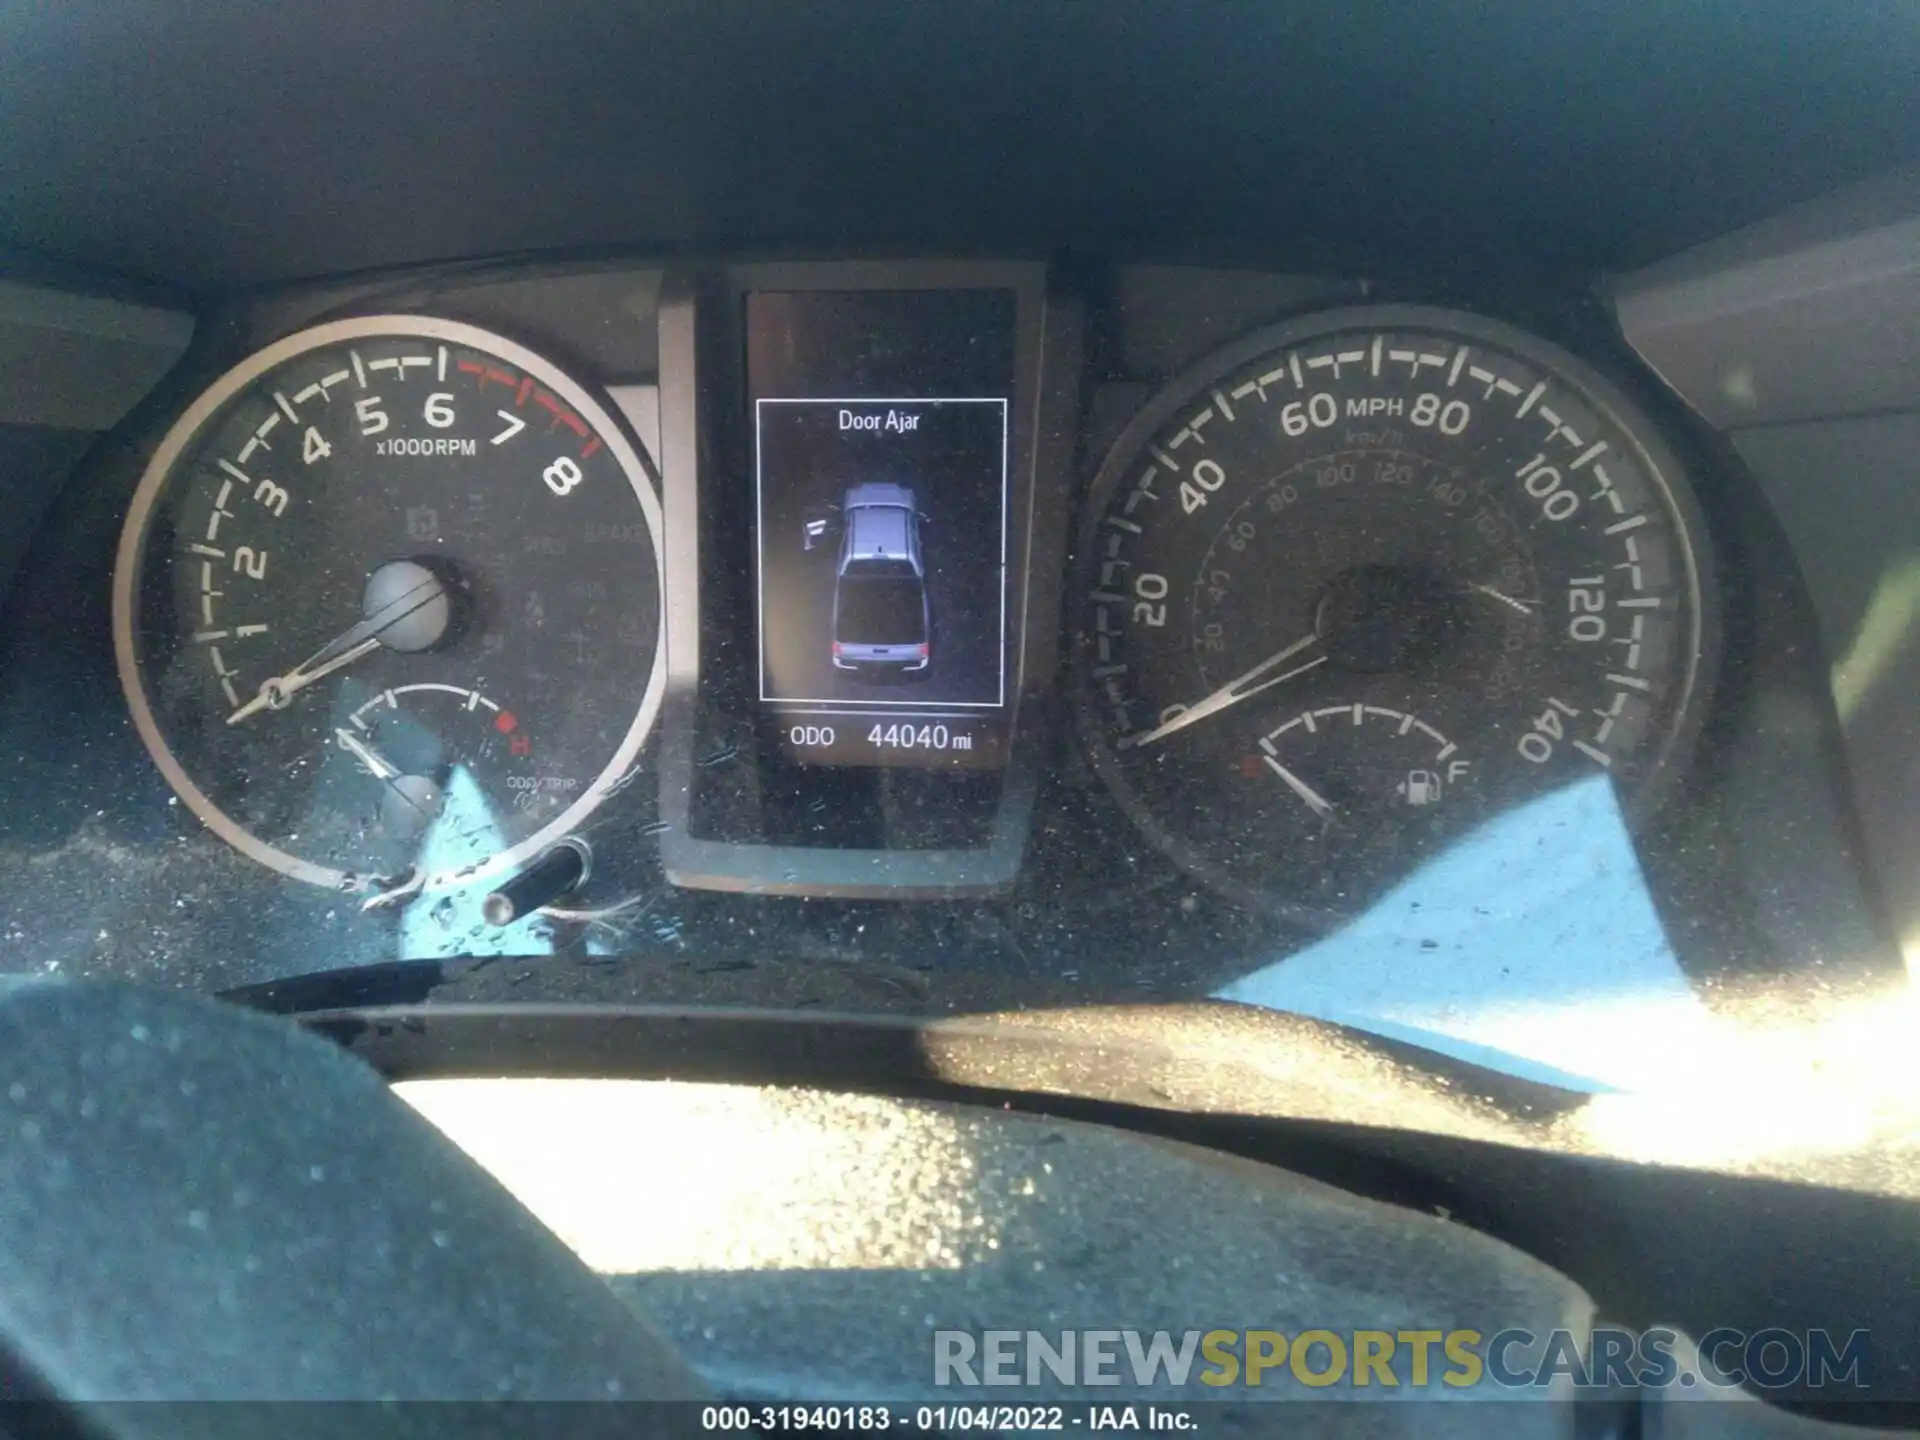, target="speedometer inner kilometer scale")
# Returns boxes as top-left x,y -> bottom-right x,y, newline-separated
1075,307 -> 1713,919
113,316 -> 665,896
